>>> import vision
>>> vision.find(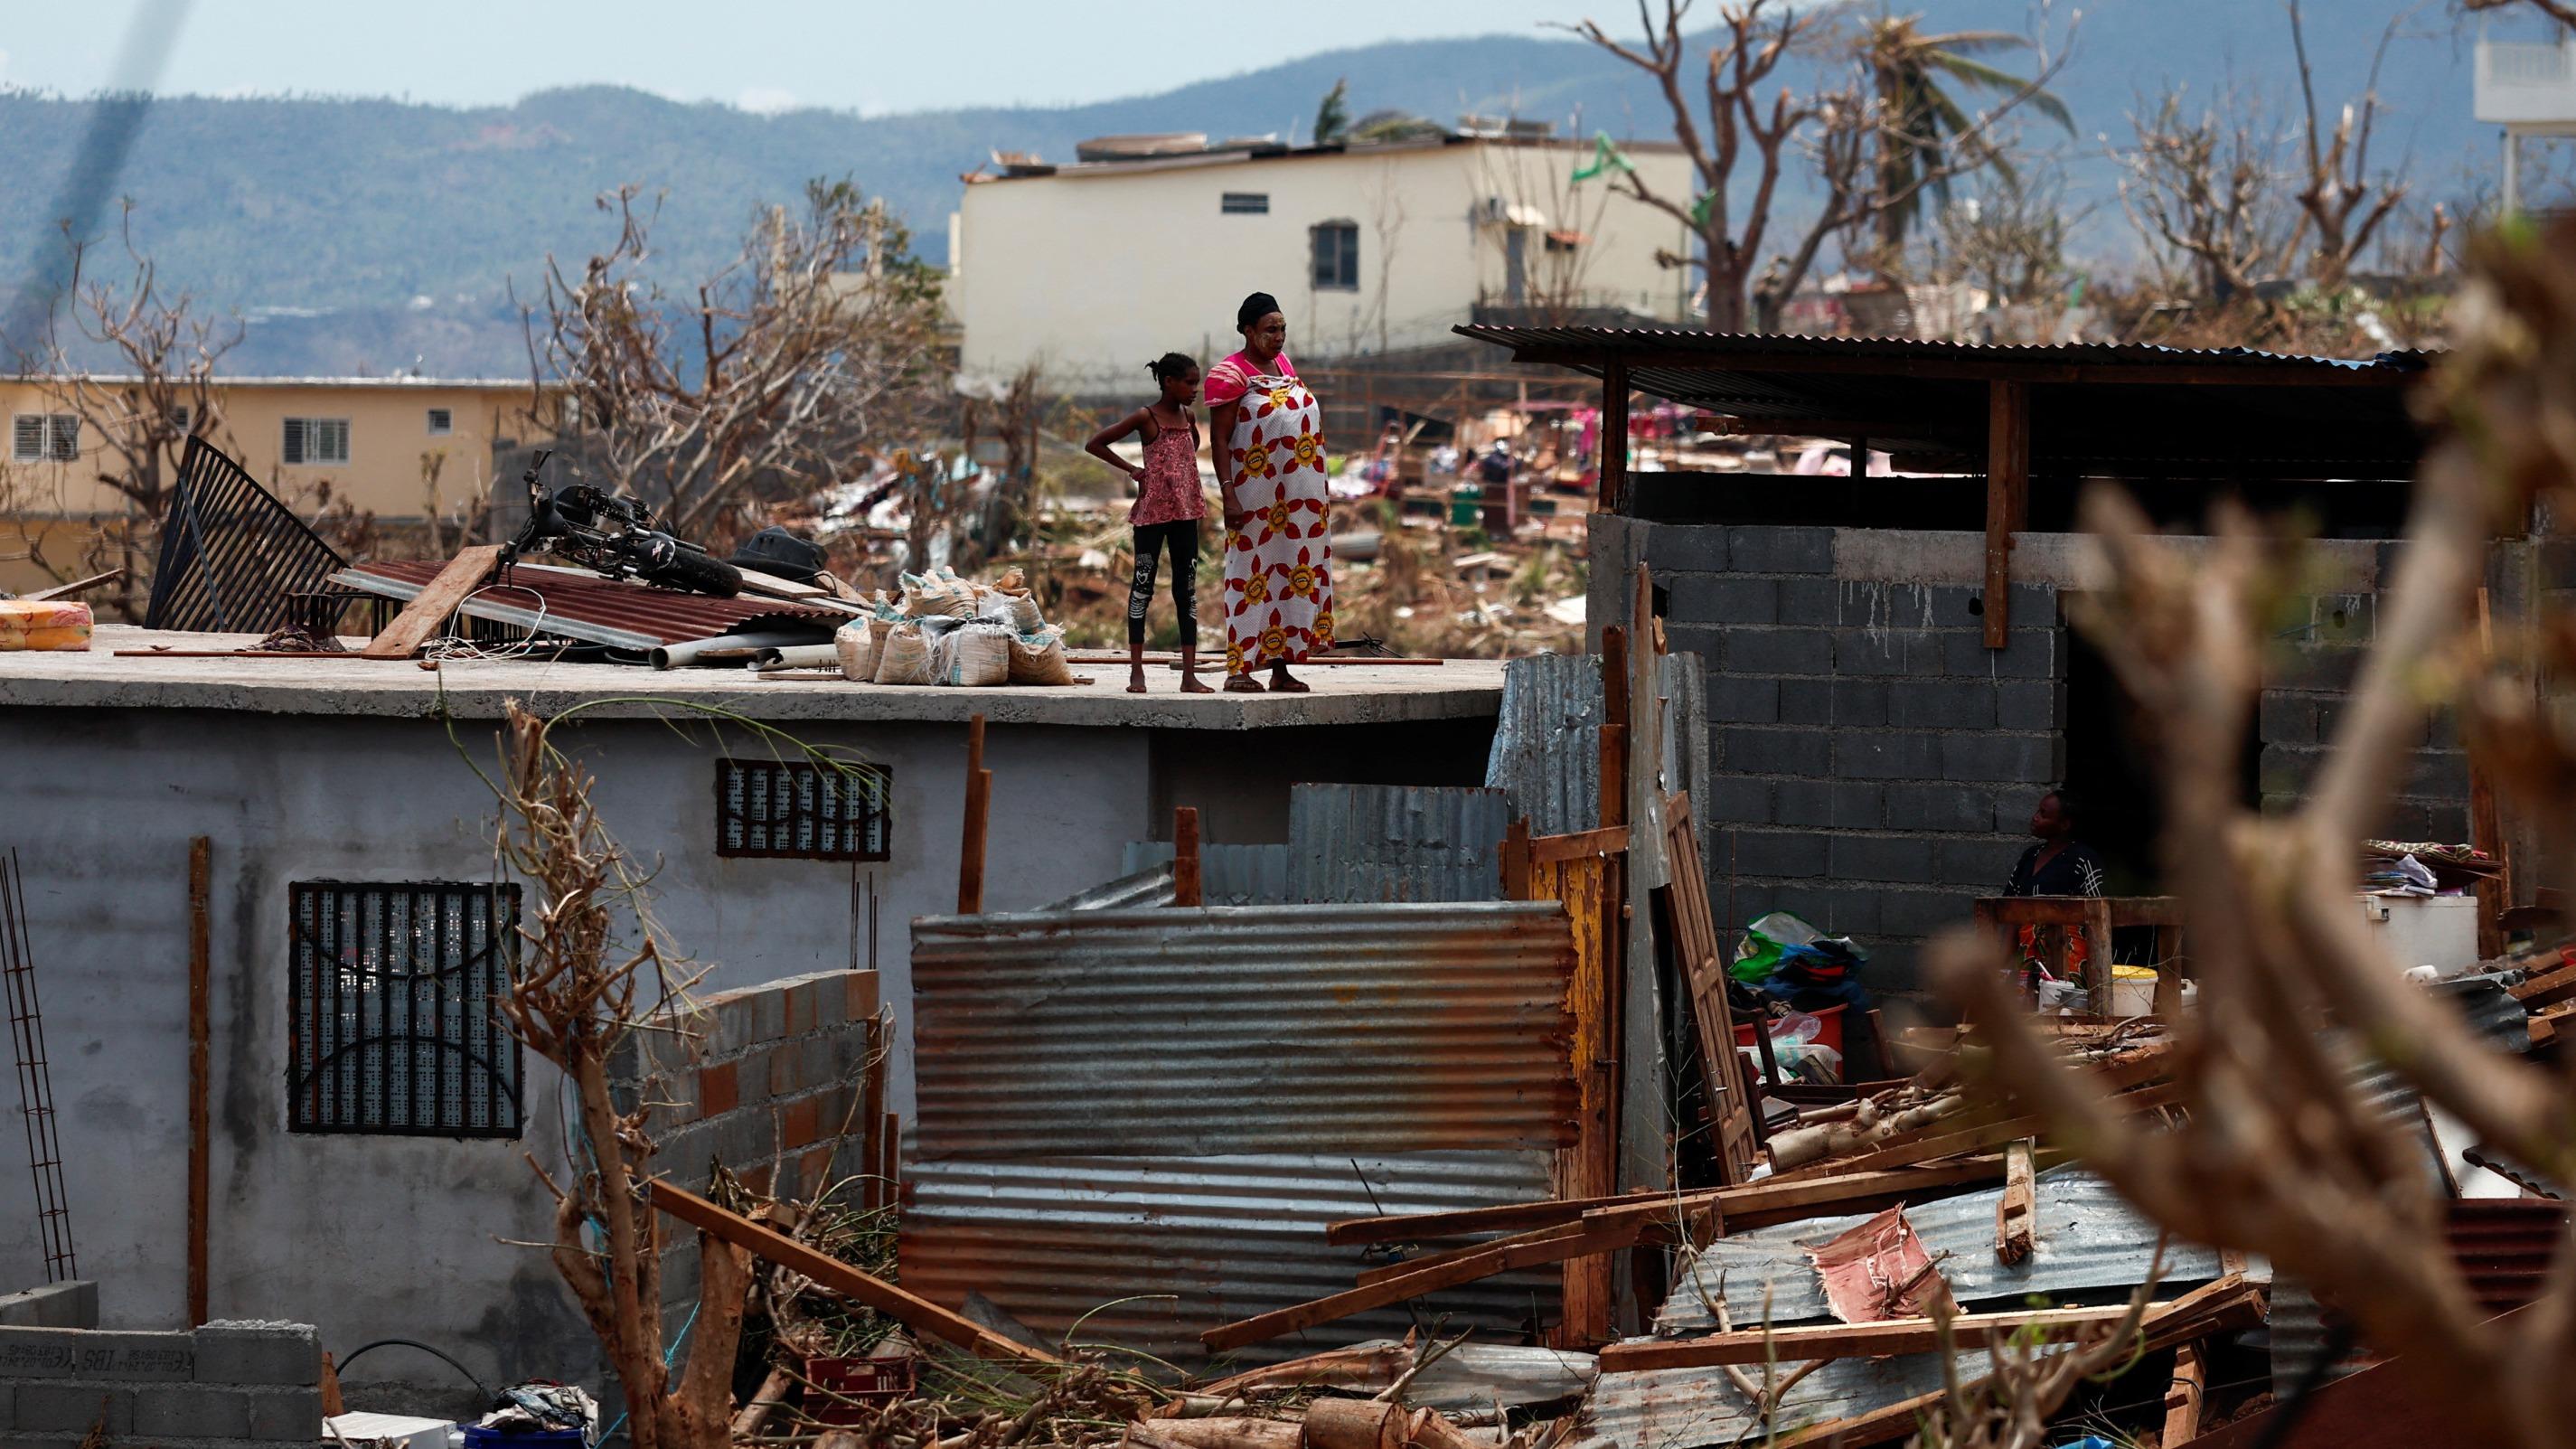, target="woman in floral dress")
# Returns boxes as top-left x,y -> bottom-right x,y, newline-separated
1203,291 -> 1333,694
